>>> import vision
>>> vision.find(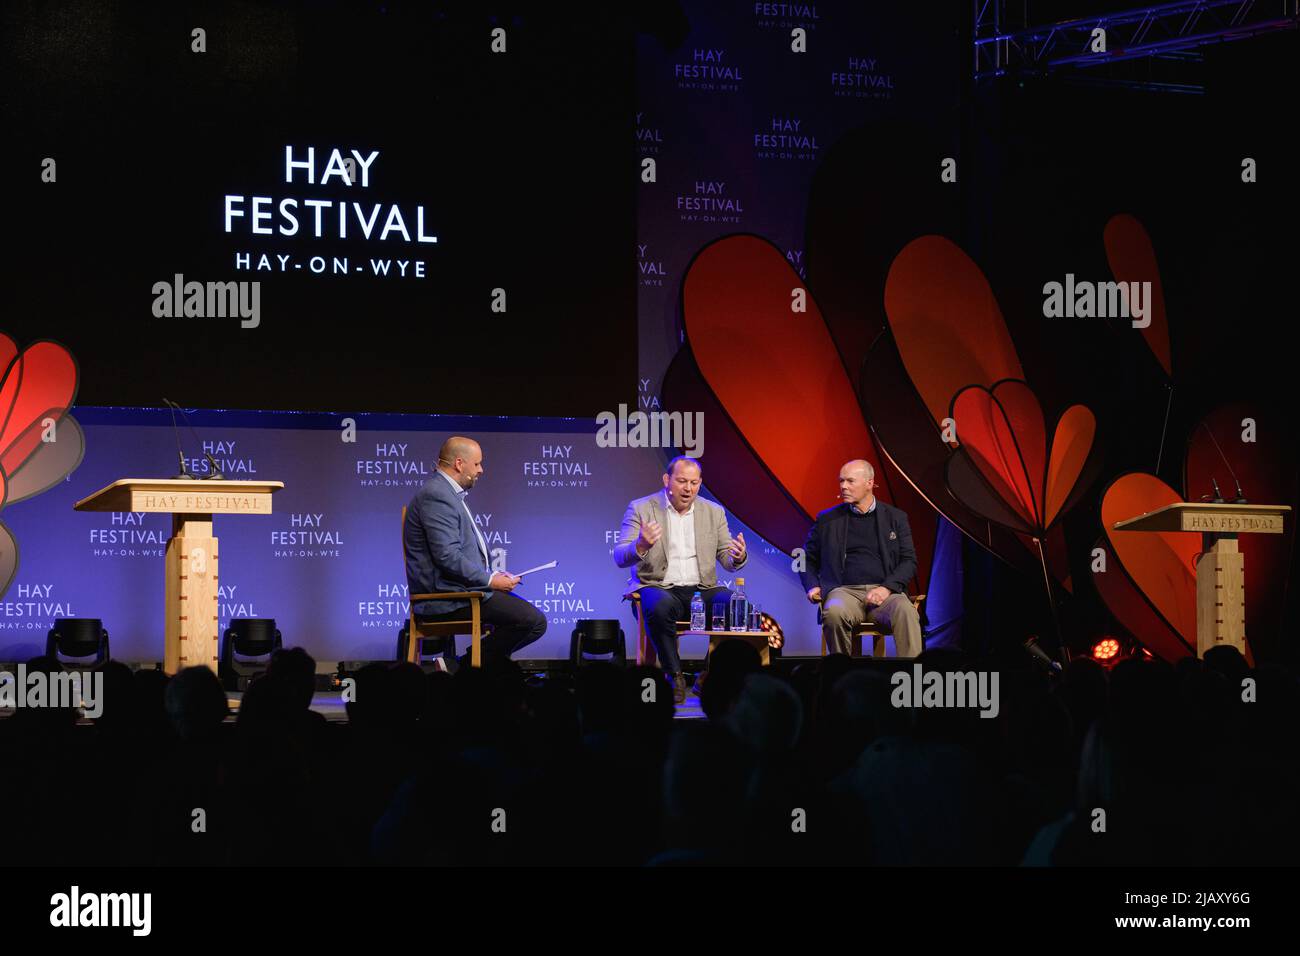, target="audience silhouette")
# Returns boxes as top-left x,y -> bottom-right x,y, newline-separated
1,642 -> 1295,865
